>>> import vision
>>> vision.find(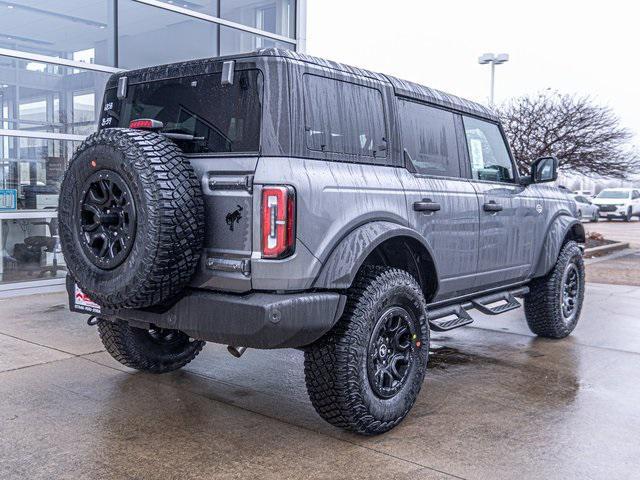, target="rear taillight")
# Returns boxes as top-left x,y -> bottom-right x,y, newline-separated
129,118 -> 164,130
261,186 -> 295,259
